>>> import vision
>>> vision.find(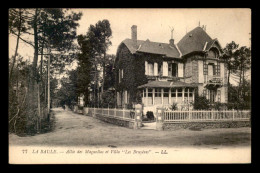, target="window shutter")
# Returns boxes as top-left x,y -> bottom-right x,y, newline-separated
154,62 -> 158,76
119,69 -> 121,83
203,61 -> 208,75
216,61 -> 220,76
163,61 -> 168,76
145,61 -> 148,75
121,69 -> 123,78
178,63 -> 183,77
